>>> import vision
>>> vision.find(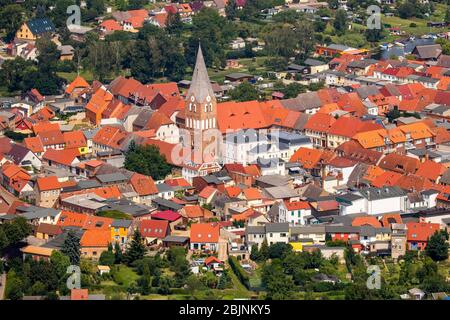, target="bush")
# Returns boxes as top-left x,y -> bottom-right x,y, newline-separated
409,23 -> 417,27
228,256 -> 250,289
